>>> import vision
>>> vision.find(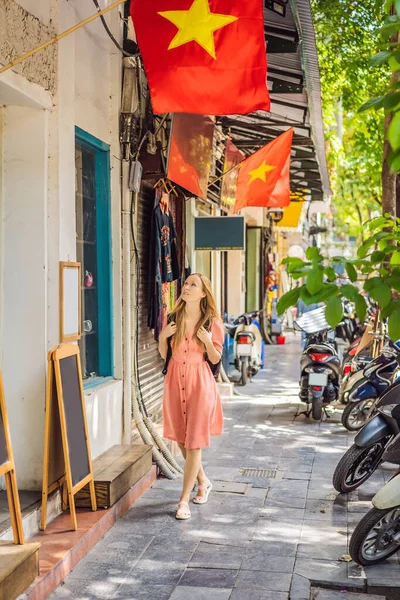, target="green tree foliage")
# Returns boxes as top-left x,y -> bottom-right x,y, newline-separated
277,216 -> 400,340
312,0 -> 389,238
